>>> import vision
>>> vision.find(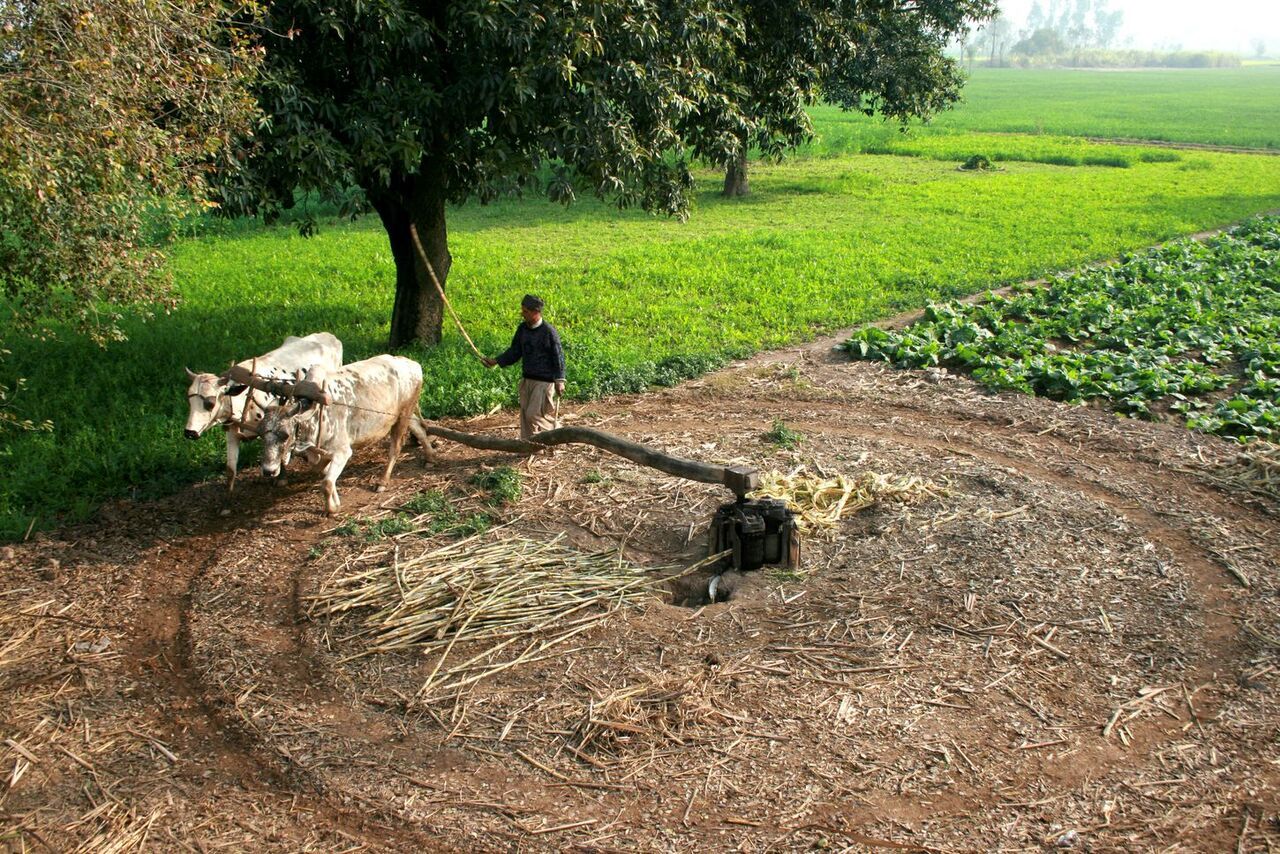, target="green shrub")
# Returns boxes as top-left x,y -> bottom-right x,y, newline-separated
364,514 -> 415,542
959,154 -> 996,171
470,466 -> 523,505
454,513 -> 493,536
765,419 -> 805,450
1082,155 -> 1131,168
399,489 -> 493,536
653,353 -> 728,387
402,490 -> 450,516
